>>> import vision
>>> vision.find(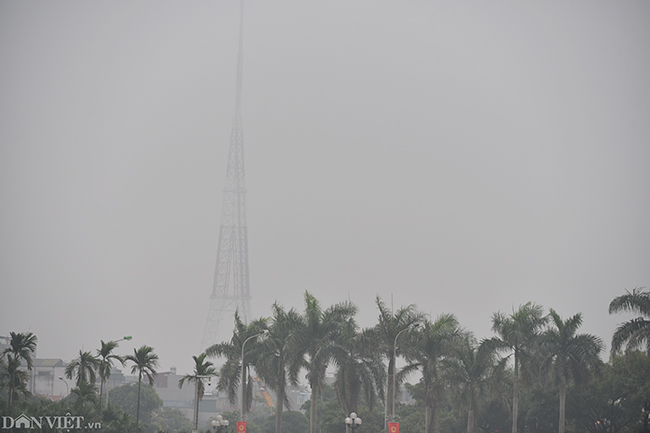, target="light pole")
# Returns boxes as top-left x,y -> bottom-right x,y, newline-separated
391,322 -> 423,421
58,376 -> 69,397
212,414 -> 230,432
115,336 -> 133,343
345,412 -> 362,433
240,330 -> 268,420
